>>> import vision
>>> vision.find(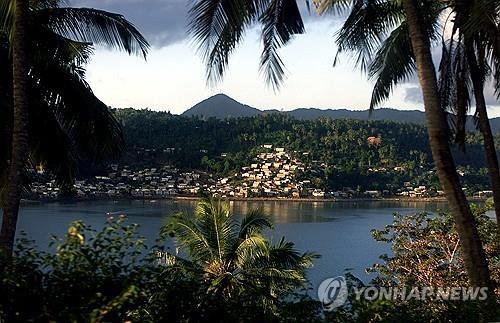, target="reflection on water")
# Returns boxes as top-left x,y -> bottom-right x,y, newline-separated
228,200 -> 448,223
15,199 -> 448,287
